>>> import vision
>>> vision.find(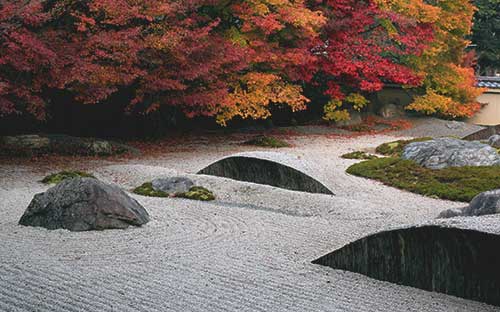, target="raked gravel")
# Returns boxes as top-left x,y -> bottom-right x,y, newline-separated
0,132 -> 499,312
